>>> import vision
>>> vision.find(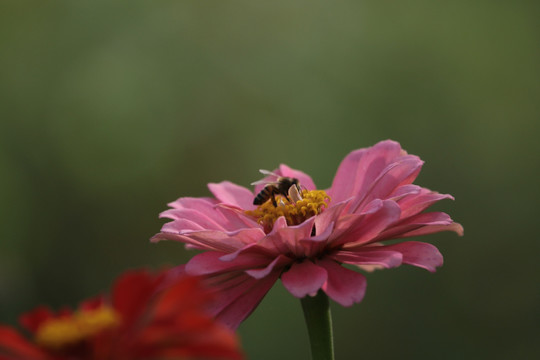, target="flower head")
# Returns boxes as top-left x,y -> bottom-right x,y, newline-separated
152,140 -> 463,329
0,269 -> 244,360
